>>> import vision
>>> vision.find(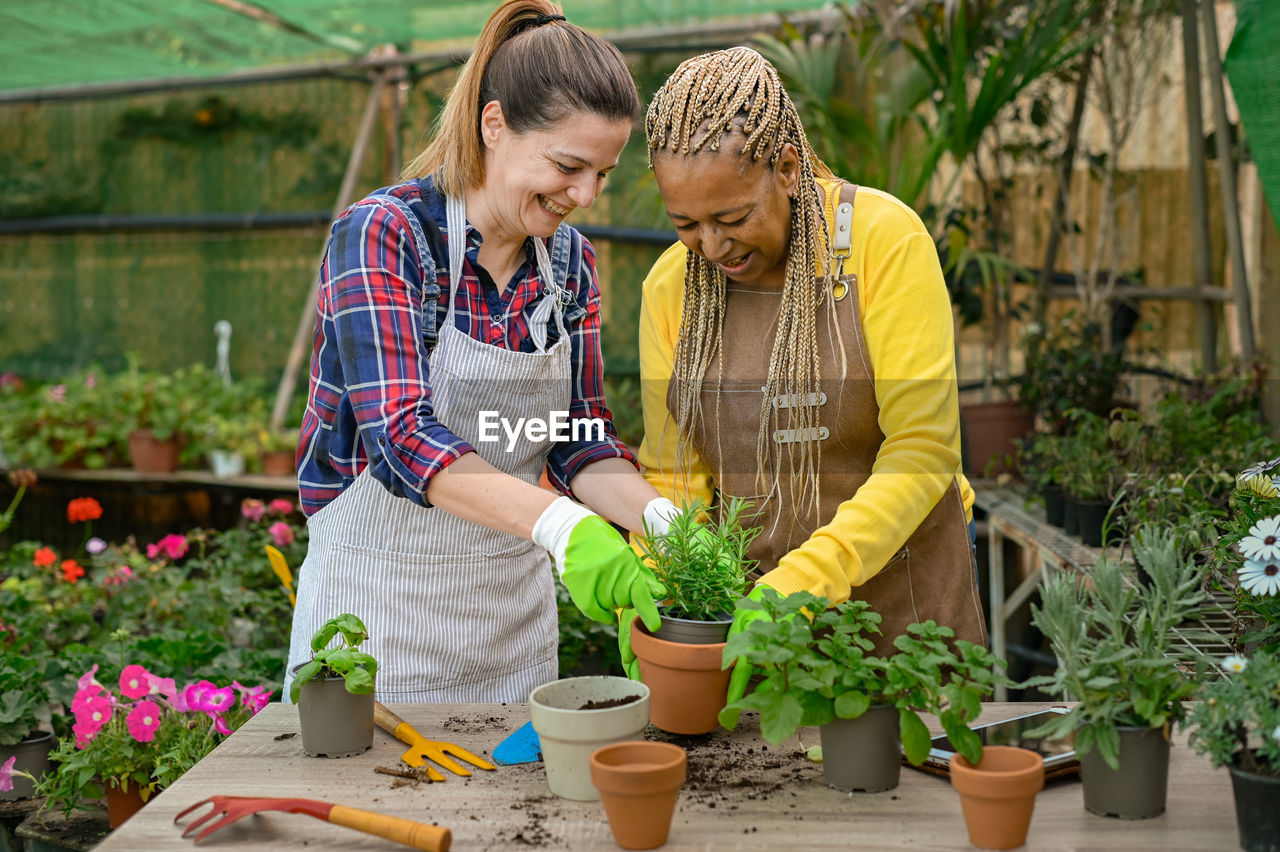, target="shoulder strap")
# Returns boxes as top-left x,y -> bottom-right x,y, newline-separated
831,182 -> 859,258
